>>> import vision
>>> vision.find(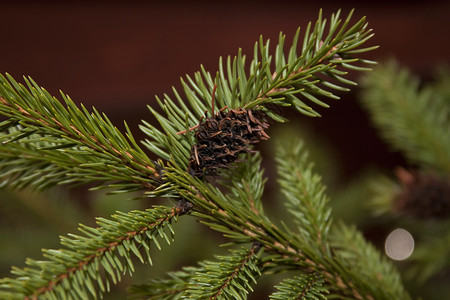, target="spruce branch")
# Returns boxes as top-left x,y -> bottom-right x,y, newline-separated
183,246 -> 263,300
0,74 -> 158,192
276,140 -> 332,248
269,273 -> 328,300
130,246 -> 265,300
129,246 -> 264,300
358,61 -> 450,288
359,60 -> 450,173
129,266 -> 198,299
140,9 -> 376,176
0,205 -> 183,299
329,222 -> 411,299
162,141 -> 408,299
164,158 -> 300,254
